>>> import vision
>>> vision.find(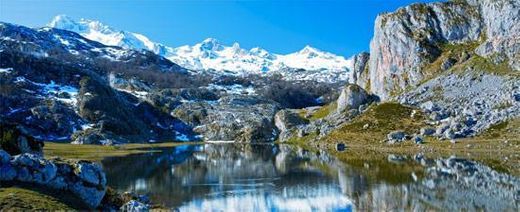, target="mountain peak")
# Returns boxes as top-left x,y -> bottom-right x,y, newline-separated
202,37 -> 219,44
48,14 -> 79,30
299,45 -> 321,54
47,15 -> 165,52
199,38 -> 223,51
